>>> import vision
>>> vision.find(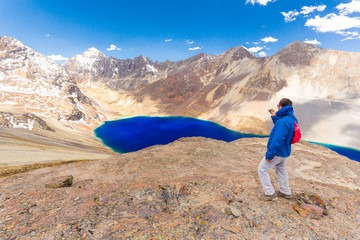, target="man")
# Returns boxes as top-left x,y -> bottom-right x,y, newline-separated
258,98 -> 298,201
